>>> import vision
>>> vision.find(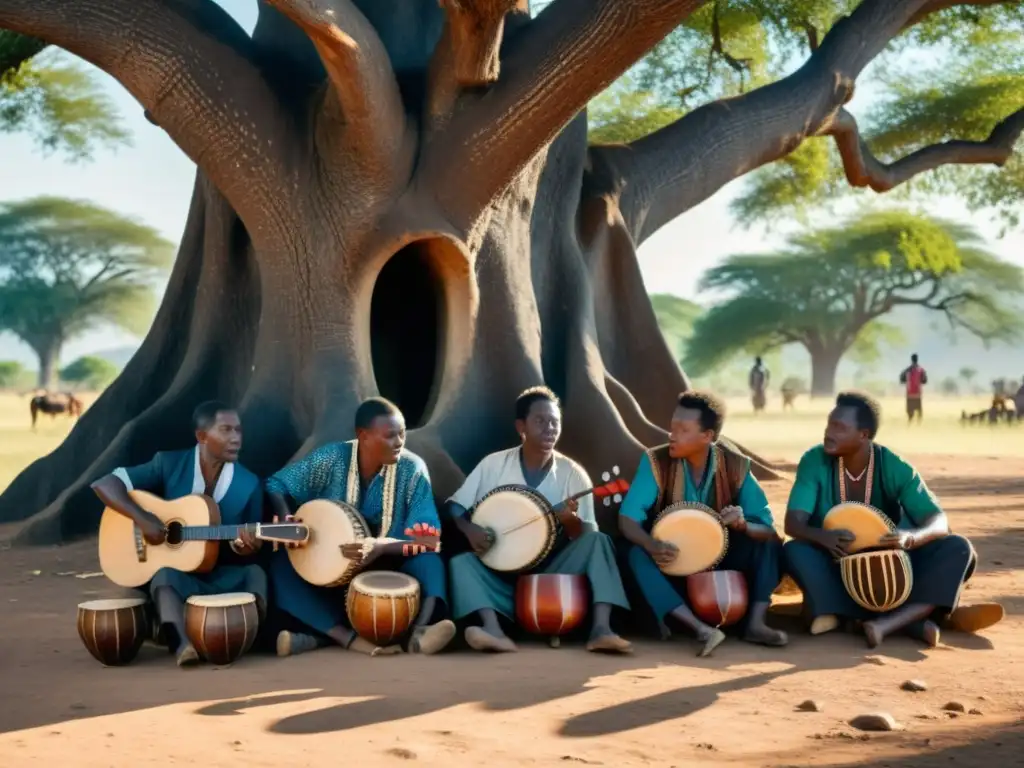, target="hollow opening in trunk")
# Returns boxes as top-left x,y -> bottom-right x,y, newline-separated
370,242 -> 445,427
